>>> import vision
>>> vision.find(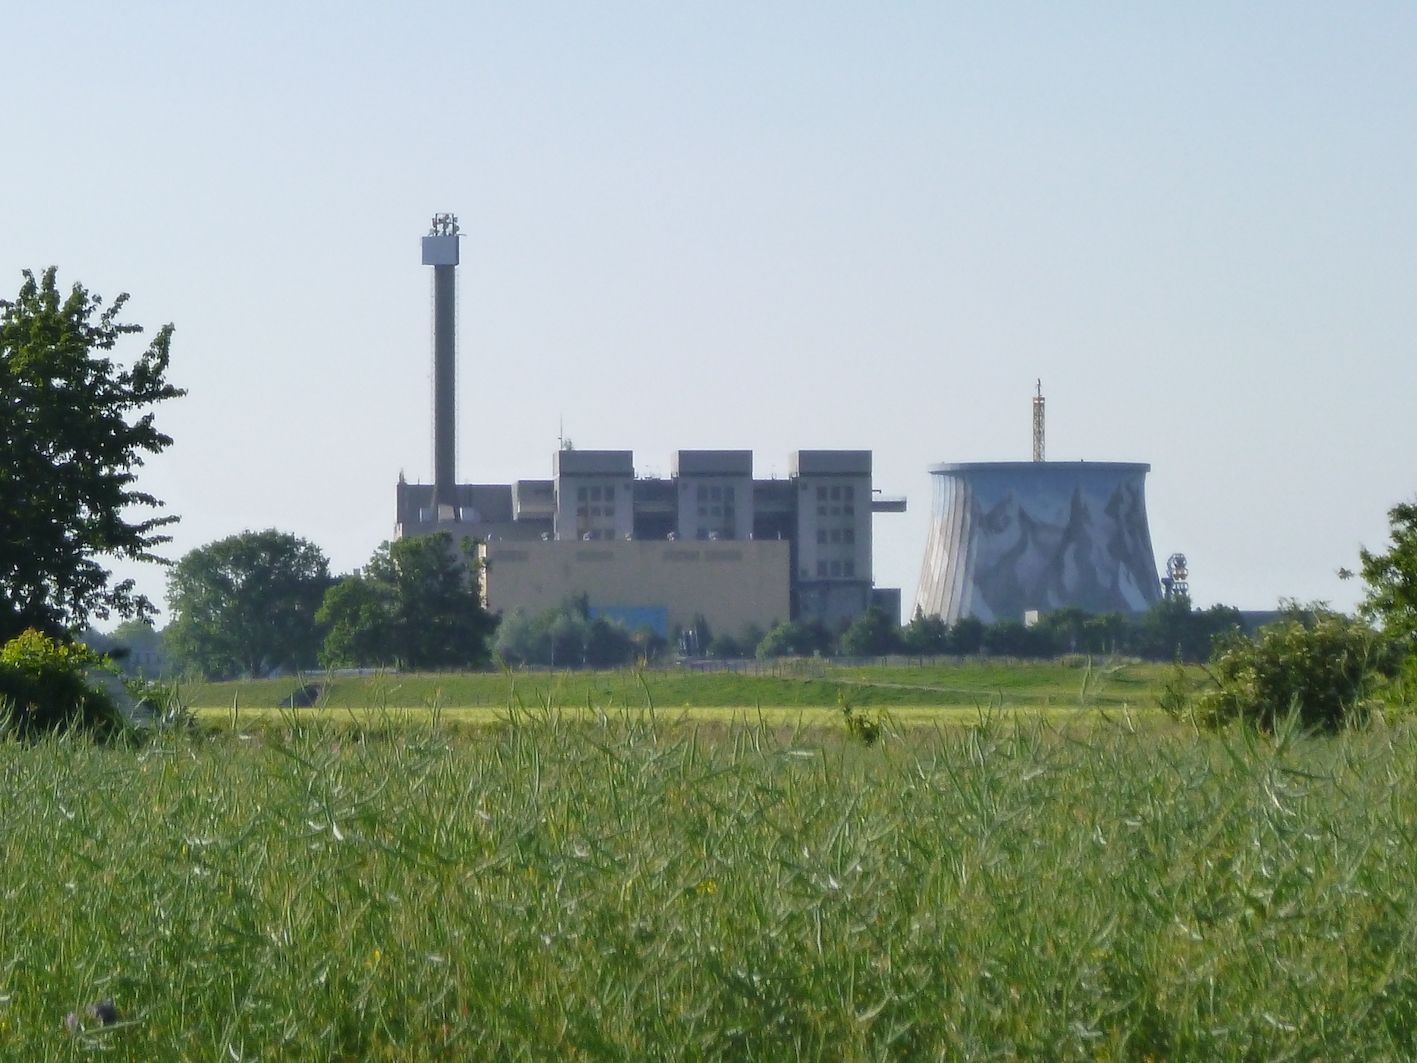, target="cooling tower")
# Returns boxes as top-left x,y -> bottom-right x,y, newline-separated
914,462 -> 1161,624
